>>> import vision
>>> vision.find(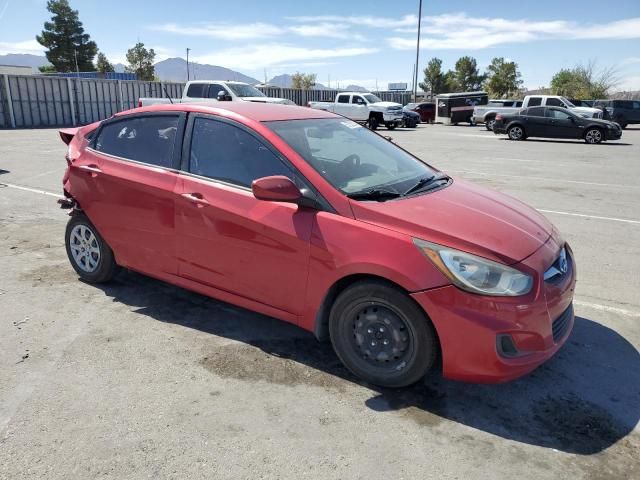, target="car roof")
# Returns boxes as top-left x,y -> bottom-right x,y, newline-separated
118,102 -> 339,122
